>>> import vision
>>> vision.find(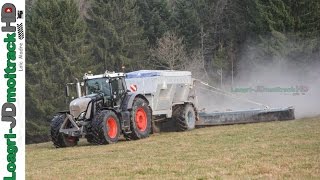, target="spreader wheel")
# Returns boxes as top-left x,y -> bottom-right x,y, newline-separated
173,104 -> 196,131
